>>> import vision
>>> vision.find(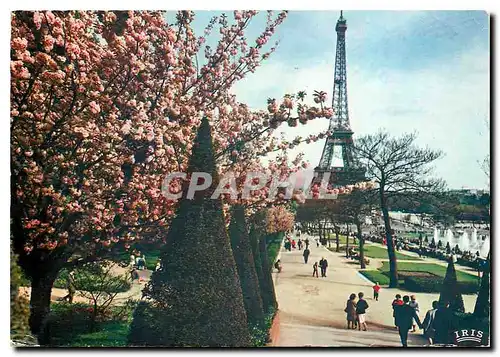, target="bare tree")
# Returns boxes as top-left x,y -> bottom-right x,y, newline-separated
354,131 -> 444,287
338,188 -> 376,269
